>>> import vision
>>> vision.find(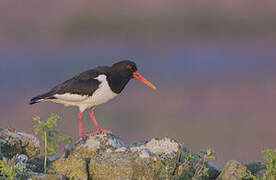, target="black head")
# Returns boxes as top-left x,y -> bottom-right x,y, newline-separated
111,60 -> 138,78
108,60 -> 155,94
